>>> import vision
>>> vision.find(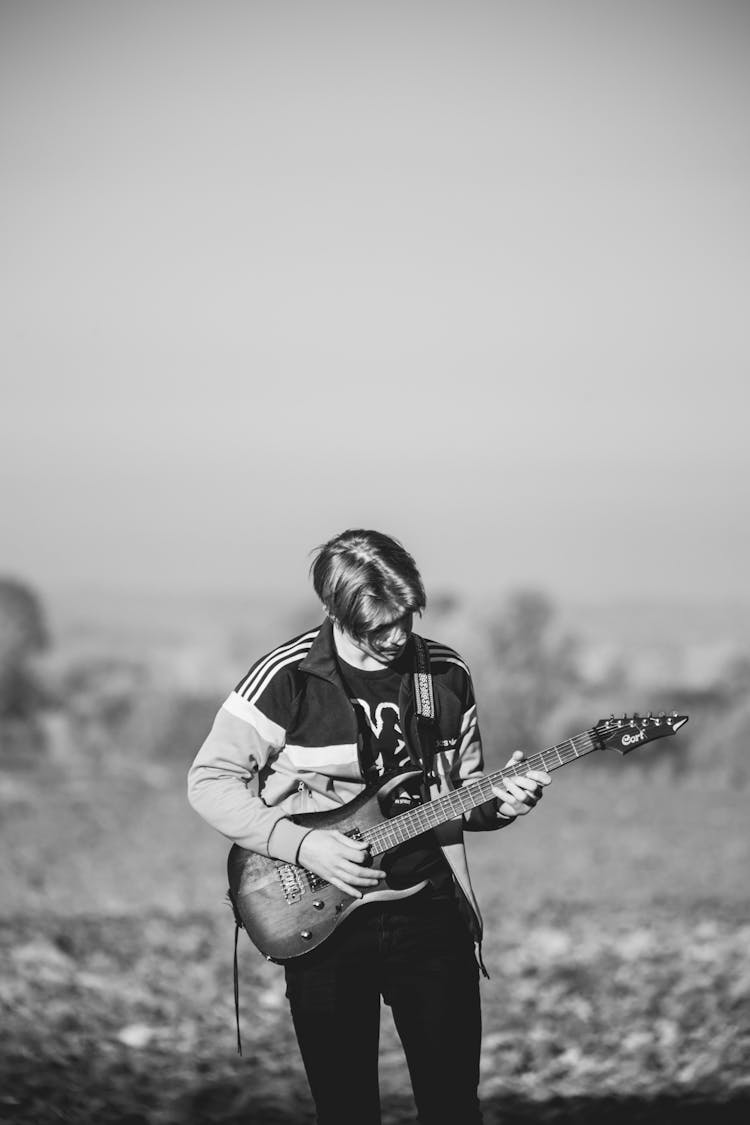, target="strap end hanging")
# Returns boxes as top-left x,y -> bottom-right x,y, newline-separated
233,922 -> 242,1055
